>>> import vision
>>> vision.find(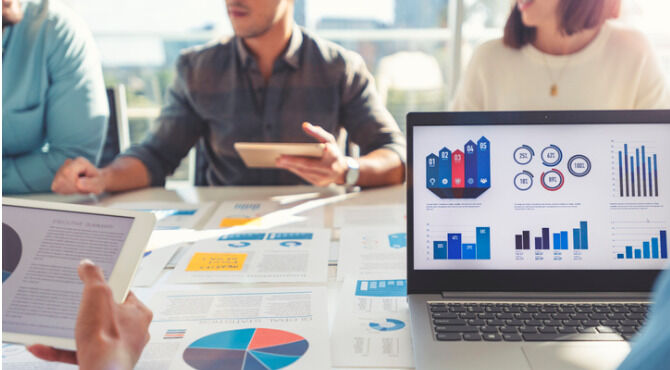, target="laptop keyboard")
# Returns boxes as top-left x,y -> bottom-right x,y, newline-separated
429,302 -> 648,342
